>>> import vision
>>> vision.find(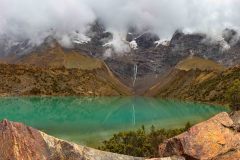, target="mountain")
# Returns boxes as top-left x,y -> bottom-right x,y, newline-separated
9,40 -> 106,70
0,41 -> 131,96
0,36 -> 35,57
144,56 -> 240,105
103,29 -> 240,93
72,27 -> 240,94
1,21 -> 240,94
